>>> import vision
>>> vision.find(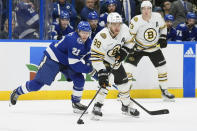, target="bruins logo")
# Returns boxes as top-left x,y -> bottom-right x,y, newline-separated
100,33 -> 107,39
144,28 -> 157,42
107,44 -> 121,57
